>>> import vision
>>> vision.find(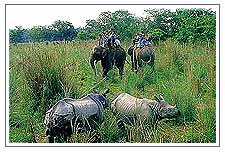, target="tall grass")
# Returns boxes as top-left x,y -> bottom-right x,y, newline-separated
9,39 -> 216,143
